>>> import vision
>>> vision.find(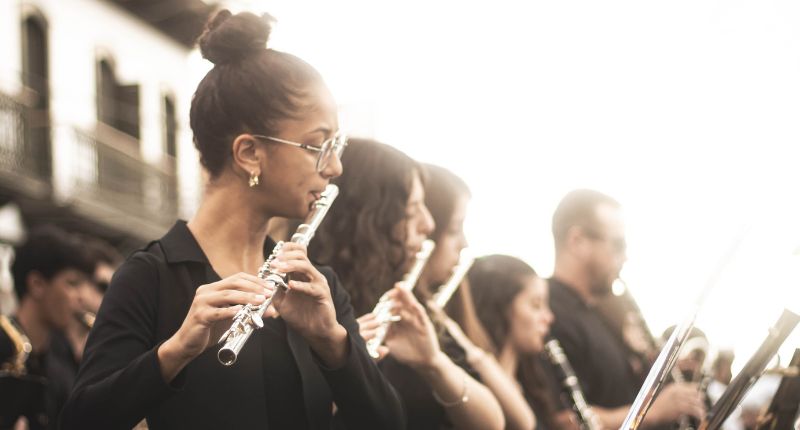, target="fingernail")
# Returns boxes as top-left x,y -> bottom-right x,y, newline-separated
254,294 -> 267,301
